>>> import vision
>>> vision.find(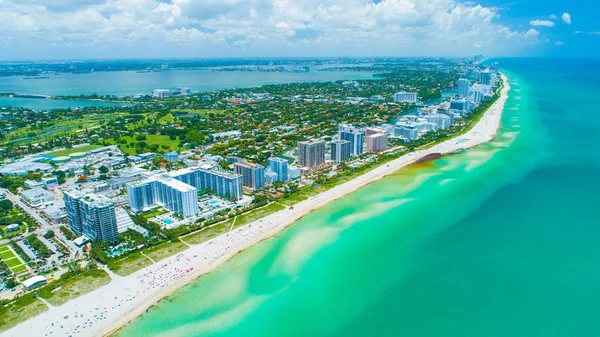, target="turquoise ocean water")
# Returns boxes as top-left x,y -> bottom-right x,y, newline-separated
116,58 -> 600,337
